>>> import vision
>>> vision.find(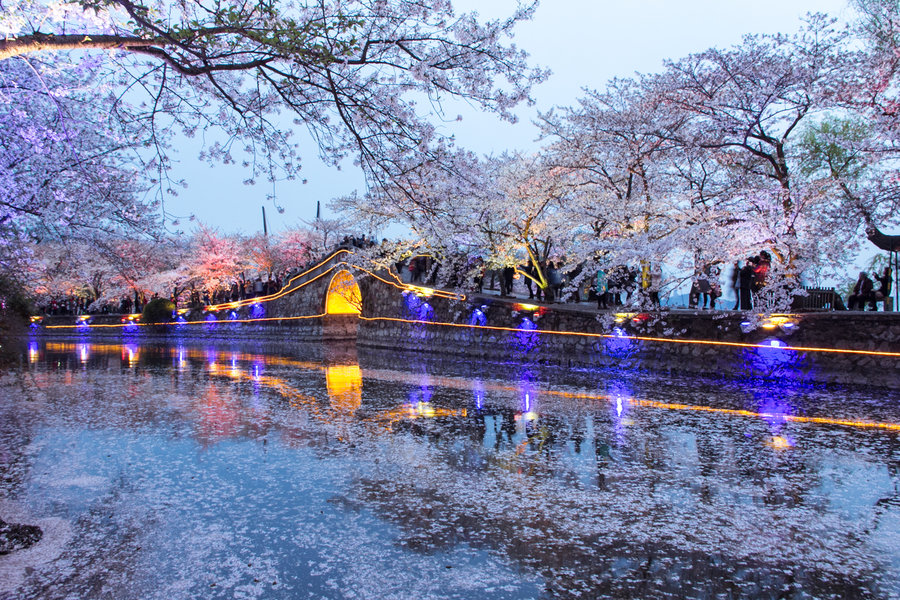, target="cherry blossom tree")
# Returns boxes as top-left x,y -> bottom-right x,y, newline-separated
189,226 -> 248,292
274,226 -> 317,269
1,0 -> 547,196
815,0 -> 900,234
335,148 -> 584,296
0,56 -> 158,274
27,240 -> 117,303
658,17 -> 850,261
537,76 -> 688,280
